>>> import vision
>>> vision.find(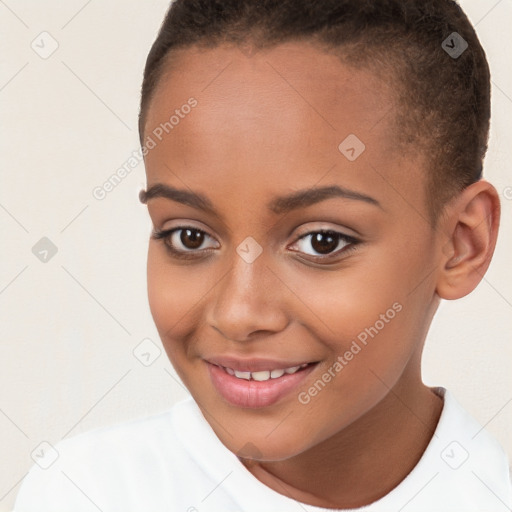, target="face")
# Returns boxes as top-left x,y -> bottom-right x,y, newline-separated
141,42 -> 442,461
